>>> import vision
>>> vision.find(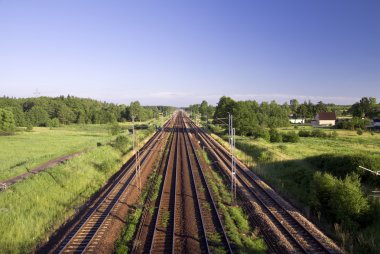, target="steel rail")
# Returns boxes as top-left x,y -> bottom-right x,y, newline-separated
182,116 -> 233,254
180,116 -> 210,253
58,117 -> 173,253
148,114 -> 180,254
186,116 -> 336,254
